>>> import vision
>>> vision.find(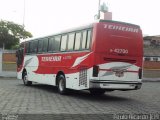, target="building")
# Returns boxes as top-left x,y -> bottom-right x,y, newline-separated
143,35 -> 160,71
144,35 -> 160,47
